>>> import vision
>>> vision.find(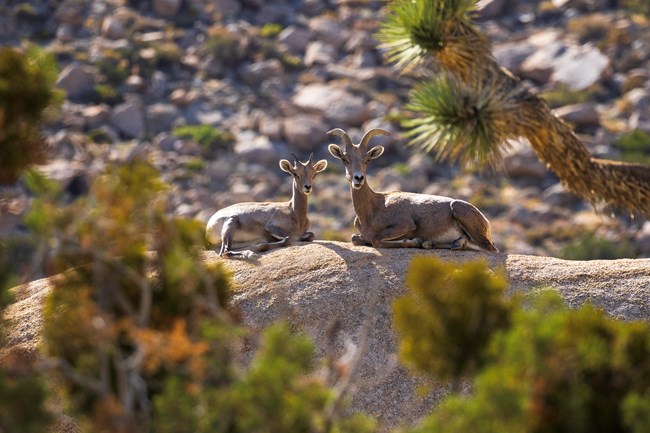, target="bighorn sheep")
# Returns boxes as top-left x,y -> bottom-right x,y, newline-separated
327,128 -> 499,253
206,154 -> 328,258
